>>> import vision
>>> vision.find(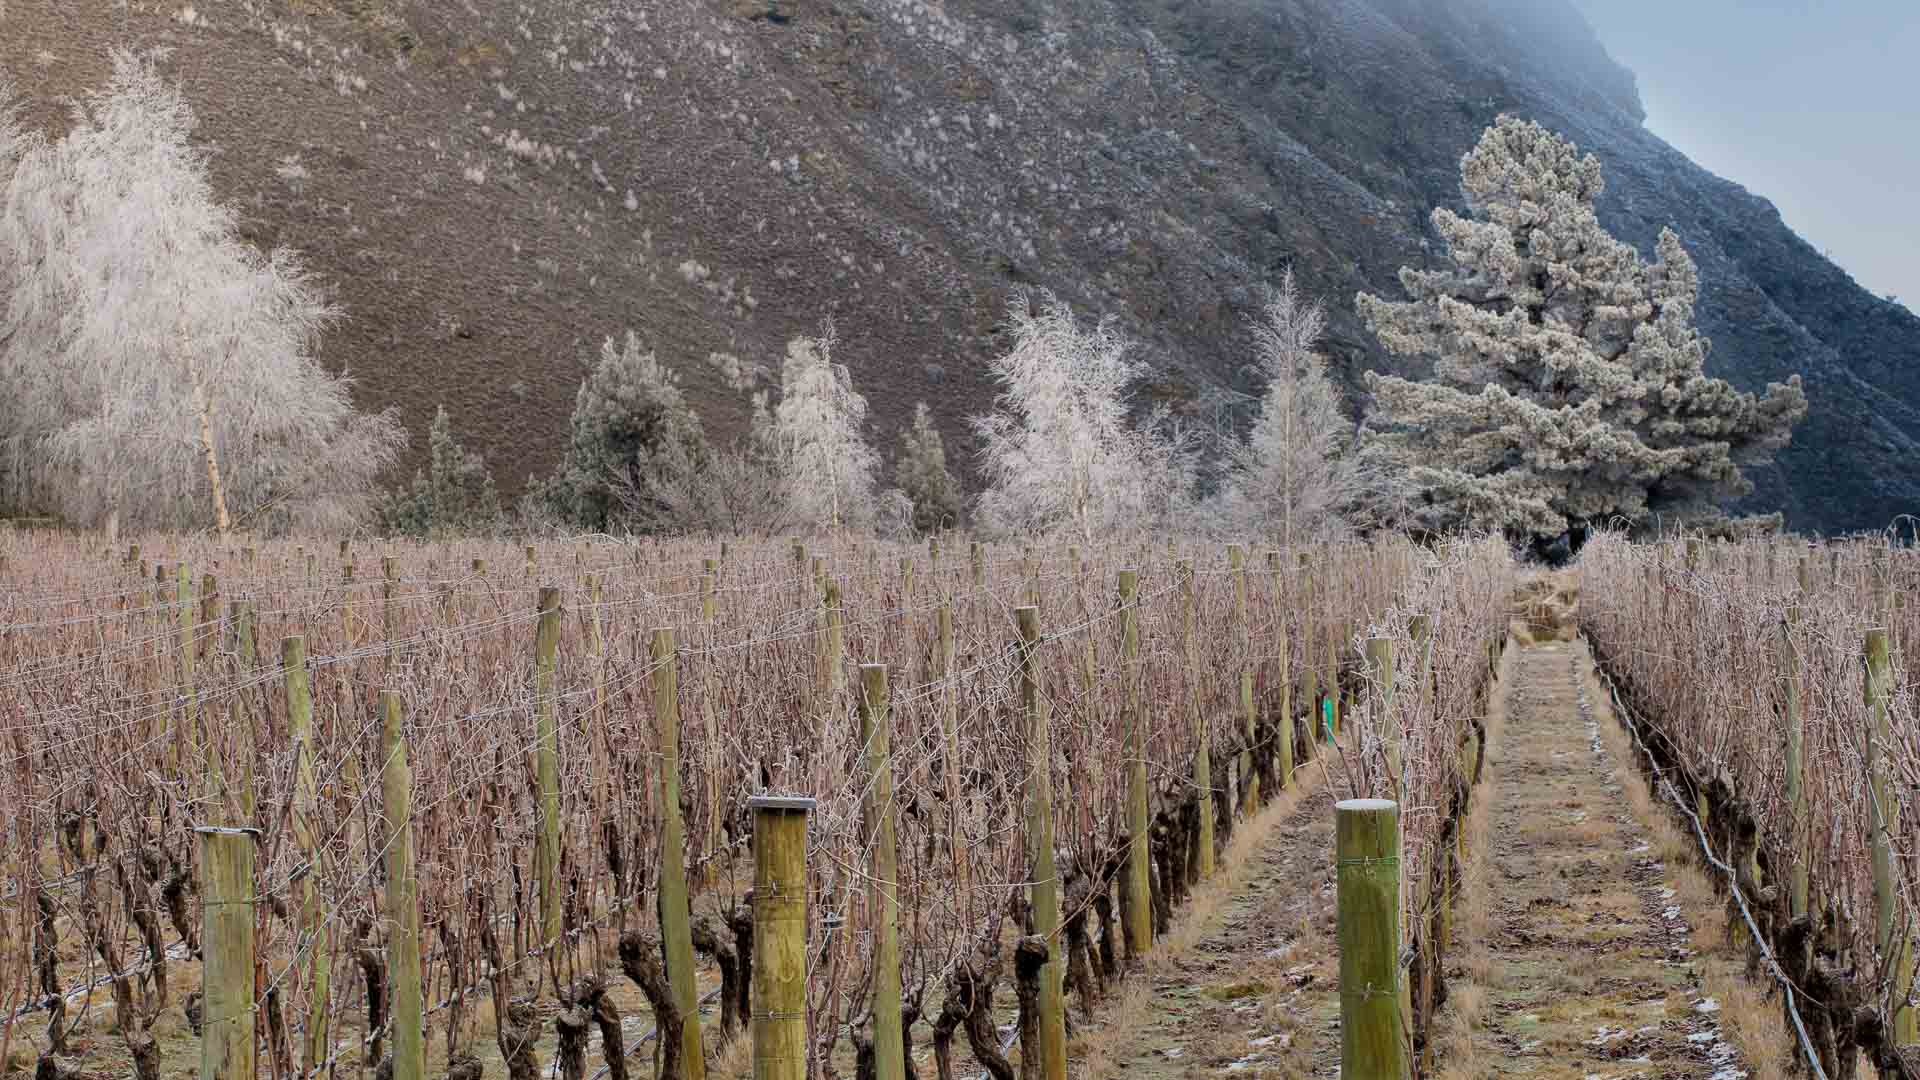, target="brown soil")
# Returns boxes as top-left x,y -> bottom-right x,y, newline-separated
1077,623 -> 1773,1080
1472,637 -> 1751,1080
1074,756 -> 1346,1079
